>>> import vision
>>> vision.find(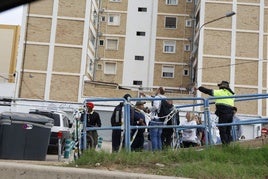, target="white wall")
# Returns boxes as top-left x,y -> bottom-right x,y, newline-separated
0,83 -> 15,98
122,0 -> 157,88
